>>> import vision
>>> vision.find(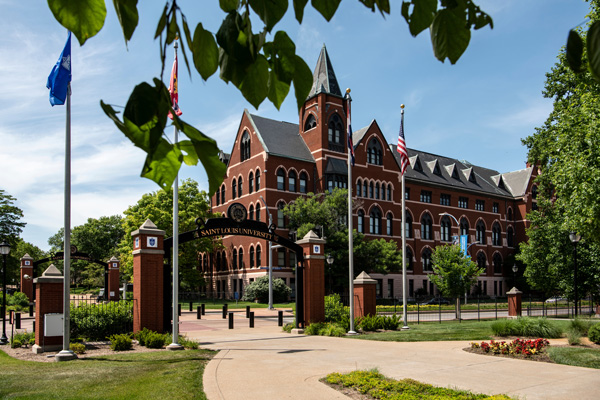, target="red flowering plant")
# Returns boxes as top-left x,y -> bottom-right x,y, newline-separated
470,338 -> 550,357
